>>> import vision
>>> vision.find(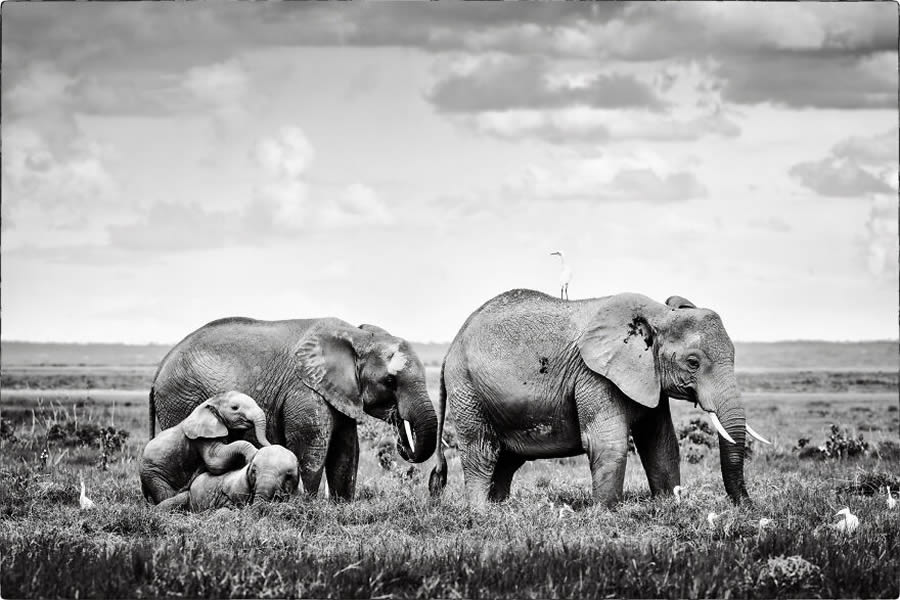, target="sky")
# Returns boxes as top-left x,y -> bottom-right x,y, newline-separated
1,2 -> 897,344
